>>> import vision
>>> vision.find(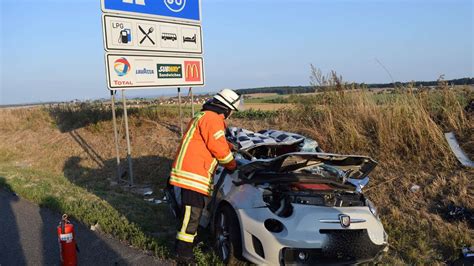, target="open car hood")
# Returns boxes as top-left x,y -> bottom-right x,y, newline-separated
238,152 -> 377,181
